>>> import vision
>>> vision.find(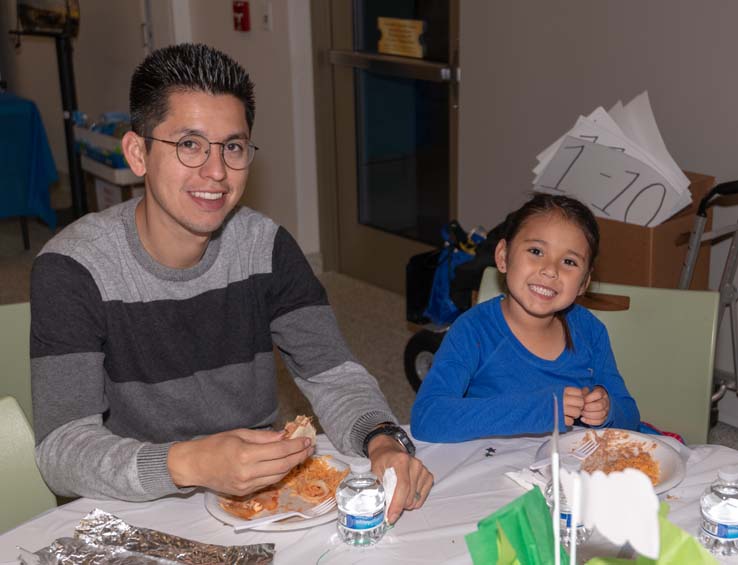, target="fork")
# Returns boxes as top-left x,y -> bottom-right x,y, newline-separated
233,498 -> 337,532
529,438 -> 599,471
